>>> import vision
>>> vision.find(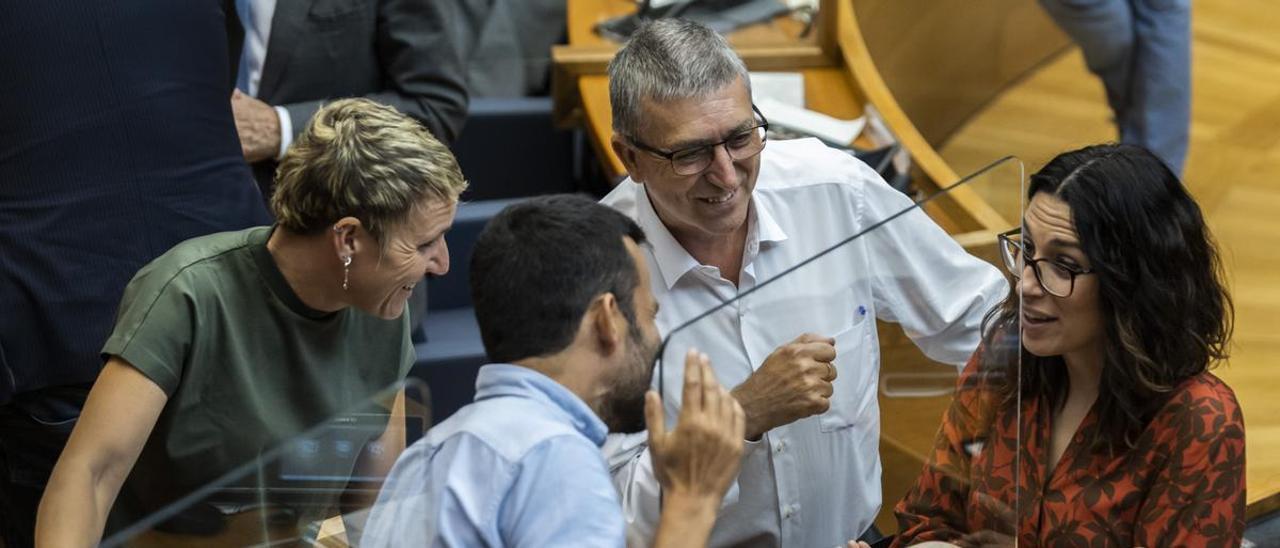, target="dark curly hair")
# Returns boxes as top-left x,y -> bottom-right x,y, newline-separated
982,144 -> 1233,453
